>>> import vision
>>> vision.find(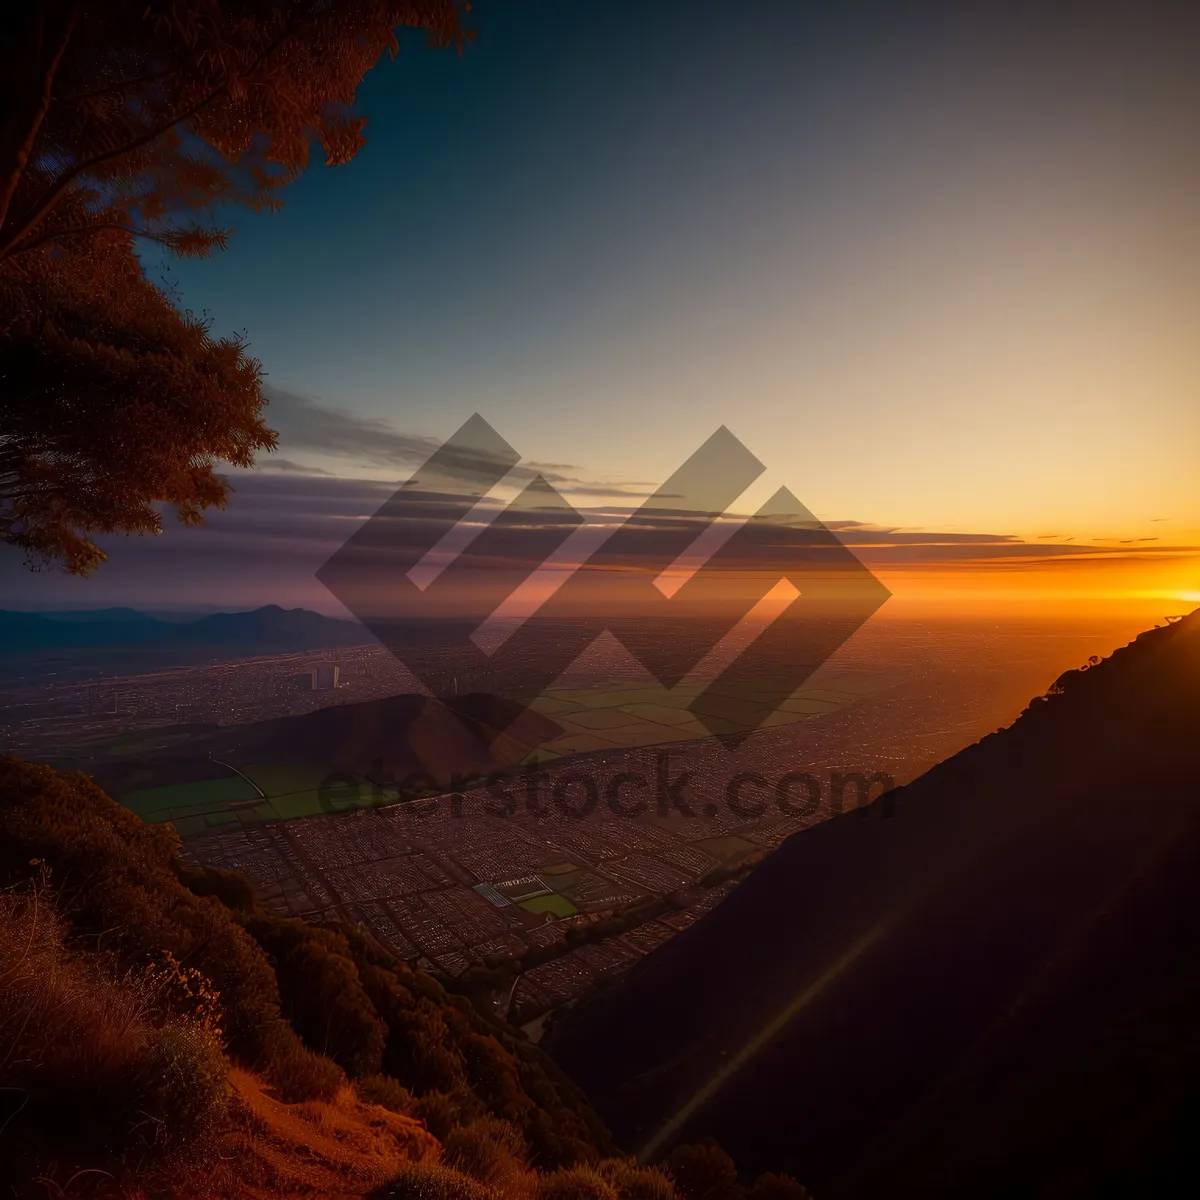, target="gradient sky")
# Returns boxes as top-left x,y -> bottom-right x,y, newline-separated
4,0 -> 1198,613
